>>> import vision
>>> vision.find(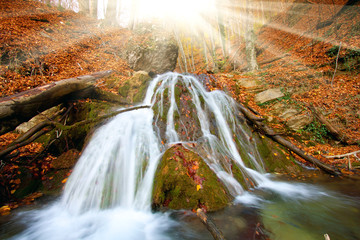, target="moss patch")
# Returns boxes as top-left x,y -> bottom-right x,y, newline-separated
152,144 -> 232,212
255,134 -> 303,174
